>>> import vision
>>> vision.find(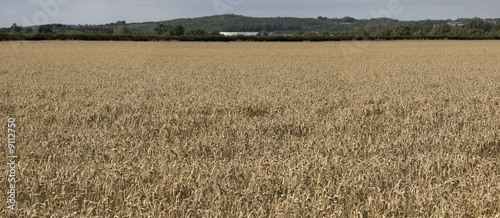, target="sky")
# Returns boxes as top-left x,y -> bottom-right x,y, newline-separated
1,0 -> 499,28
